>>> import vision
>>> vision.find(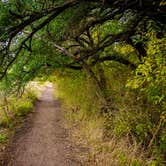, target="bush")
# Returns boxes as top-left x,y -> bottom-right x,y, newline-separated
55,71 -> 103,117
14,101 -> 33,117
127,34 -> 166,153
0,85 -> 38,128
23,88 -> 38,103
0,115 -> 12,128
0,134 -> 8,143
